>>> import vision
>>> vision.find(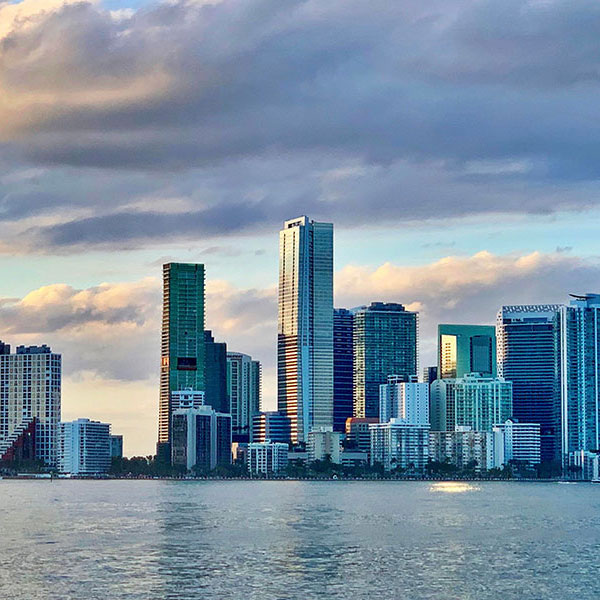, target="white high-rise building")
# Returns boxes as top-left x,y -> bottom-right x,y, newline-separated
492,419 -> 541,467
369,420 -> 430,471
248,441 -> 289,474
307,427 -> 342,463
58,419 -> 111,475
0,343 -> 61,467
379,375 -> 429,424
278,216 -> 333,443
227,352 -> 261,441
429,428 -> 493,472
